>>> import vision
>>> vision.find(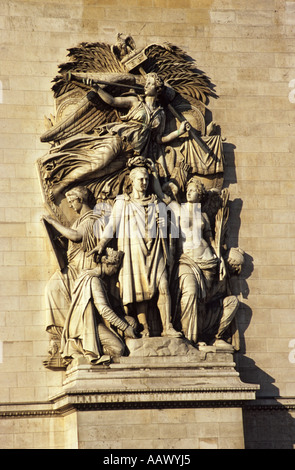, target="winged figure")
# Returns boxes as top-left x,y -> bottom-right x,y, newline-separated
37,34 -> 225,225
38,35 -> 246,365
